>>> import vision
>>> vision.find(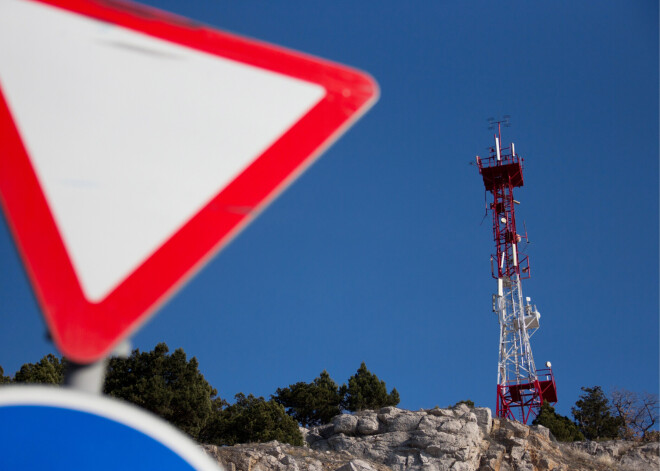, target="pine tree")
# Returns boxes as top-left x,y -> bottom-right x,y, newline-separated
0,365 -> 12,384
343,362 -> 400,412
571,386 -> 623,440
273,370 -> 343,426
104,343 -> 217,439
207,393 -> 303,446
13,353 -> 66,384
